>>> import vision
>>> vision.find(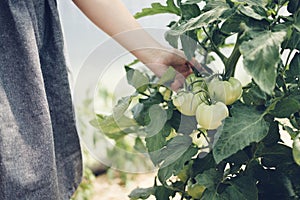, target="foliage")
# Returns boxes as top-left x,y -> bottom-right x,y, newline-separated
71,164 -> 95,200
92,0 -> 300,199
